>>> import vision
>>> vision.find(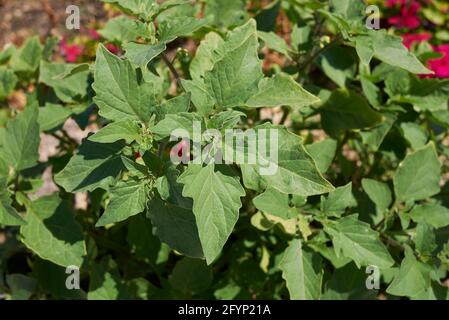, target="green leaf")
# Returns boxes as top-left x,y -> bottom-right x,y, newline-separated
321,182 -> 357,217
32,259 -> 86,299
169,258 -> 213,294
279,239 -> 323,300
204,0 -> 248,28
0,190 -> 25,226
318,45 -> 357,88
0,67 -> 17,100
20,194 -> 86,267
152,112 -> 202,140
189,32 -> 224,82
209,110 -> 245,131
87,258 -> 130,300
361,179 -> 392,213
253,187 -> 293,220
88,120 -> 141,144
393,143 -> 441,202
6,274 -> 37,300
93,44 -> 160,123
354,30 -> 432,74
305,139 -> 337,173
385,68 -> 449,113
386,247 -> 431,298
38,103 -> 72,131
161,93 -> 191,116
99,16 -> 150,43
202,19 -> 263,109
258,31 -> 293,58
55,140 -> 125,192
101,0 -> 156,18
359,114 -> 396,151
330,0 -> 365,21
155,166 -> 192,209
238,125 -> 334,196
181,79 -> 215,115
39,61 -> 90,103
324,214 -> 394,268
322,262 -> 377,300
127,214 -> 169,263
0,104 -> 40,171
96,179 -> 149,227
178,164 -> 245,264
0,45 -> 15,64
123,42 -> 166,67
400,122 -> 428,150
408,203 -> 449,229
246,73 -> 320,108
148,197 -> 203,259
320,89 -> 383,136
414,222 -> 437,256
10,36 -> 43,74
158,17 -> 208,43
